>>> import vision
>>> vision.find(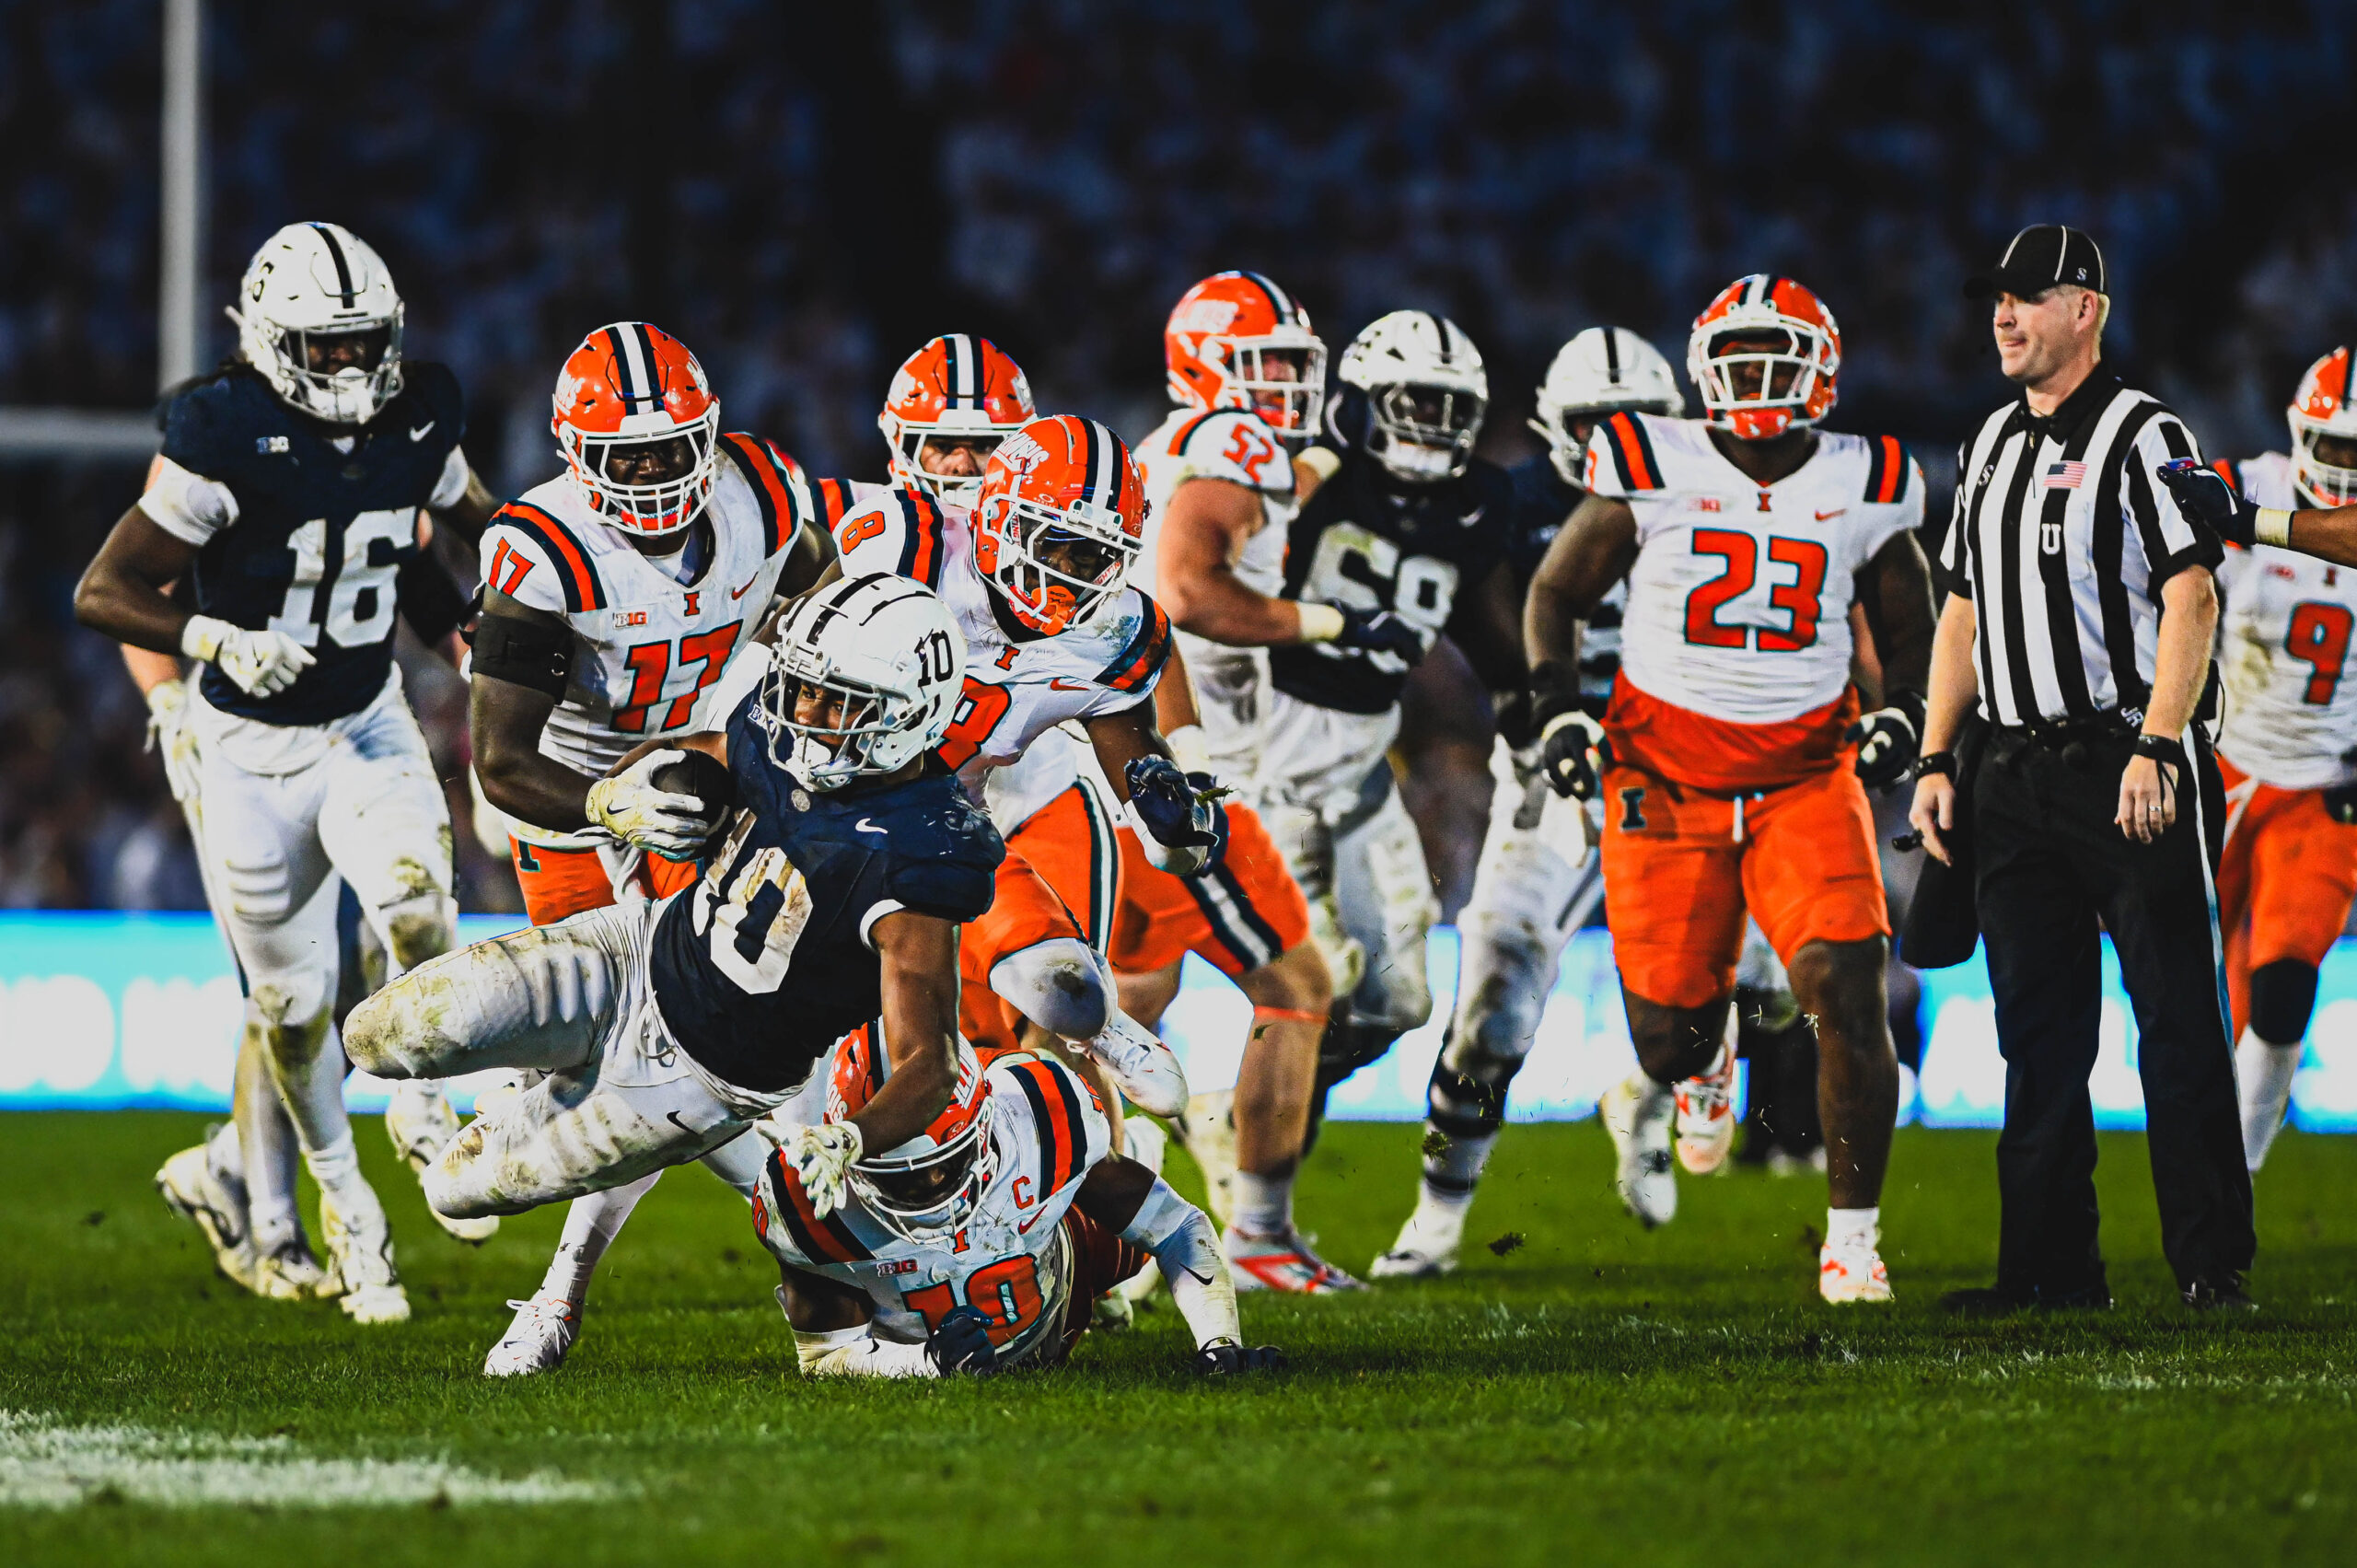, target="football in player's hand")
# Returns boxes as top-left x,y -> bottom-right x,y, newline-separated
649,748 -> 737,831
